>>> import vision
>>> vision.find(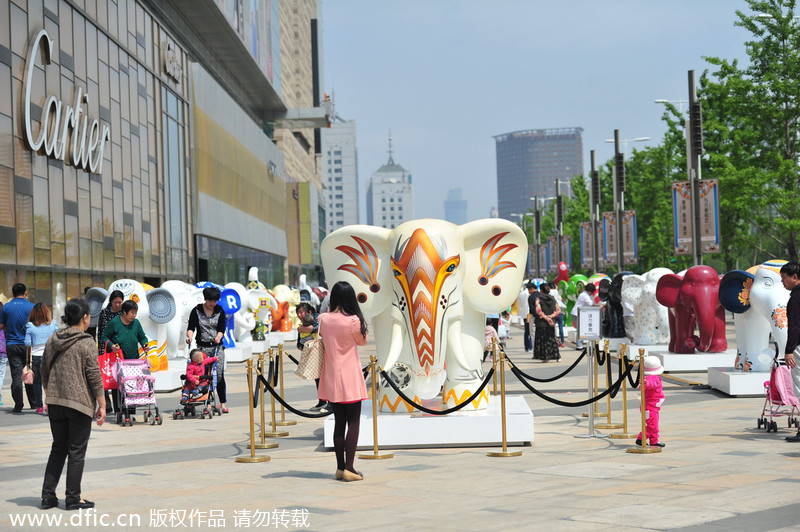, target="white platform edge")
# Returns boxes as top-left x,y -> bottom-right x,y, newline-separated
648,349 -> 737,372
153,367 -> 183,393
323,395 -> 534,449
708,367 -> 769,397
225,345 -> 252,363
